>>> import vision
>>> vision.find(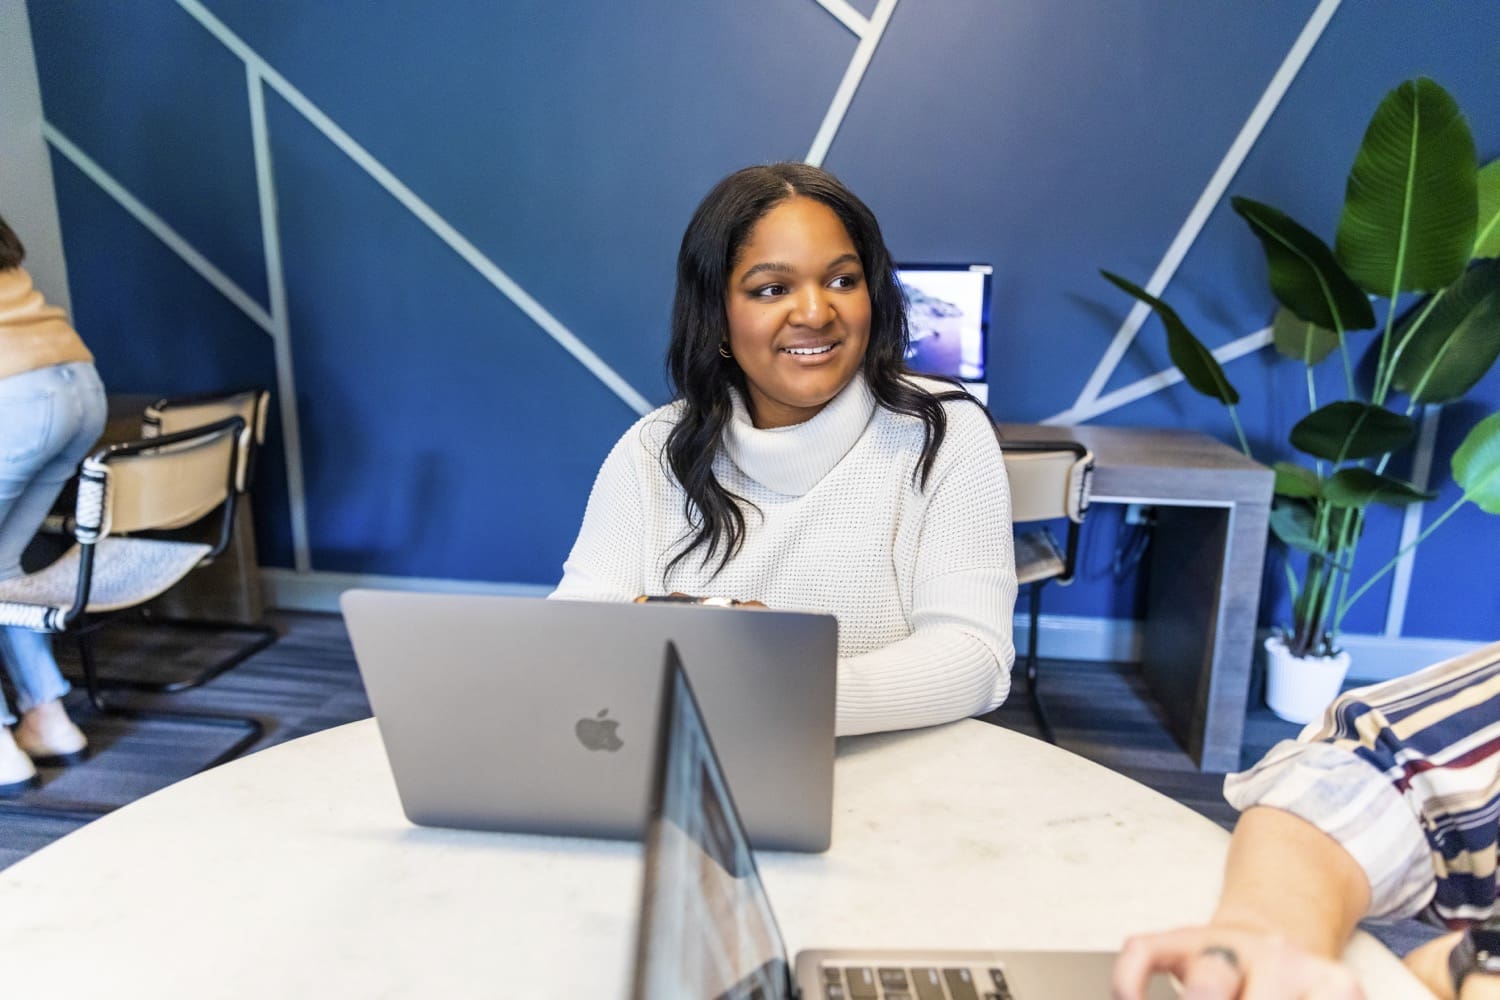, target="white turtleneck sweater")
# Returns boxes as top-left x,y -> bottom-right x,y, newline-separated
551,375 -> 1017,736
